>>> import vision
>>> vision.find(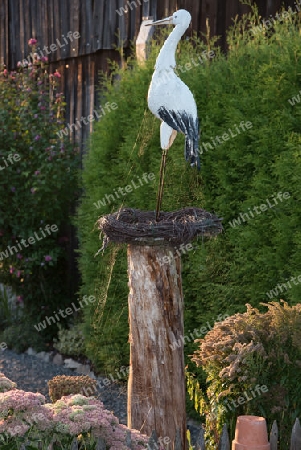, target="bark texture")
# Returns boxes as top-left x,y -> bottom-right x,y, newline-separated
127,243 -> 187,449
